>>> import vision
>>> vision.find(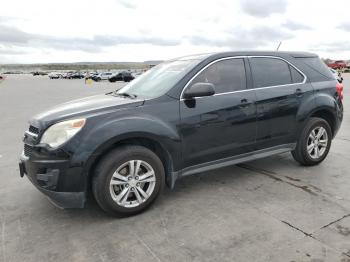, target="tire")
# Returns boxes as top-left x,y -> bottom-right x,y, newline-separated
292,117 -> 332,166
92,145 -> 165,216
